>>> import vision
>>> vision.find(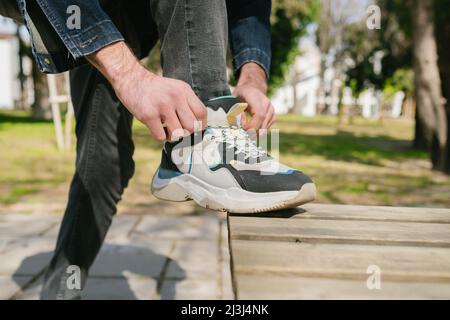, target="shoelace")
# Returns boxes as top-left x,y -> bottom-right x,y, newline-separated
207,126 -> 267,159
